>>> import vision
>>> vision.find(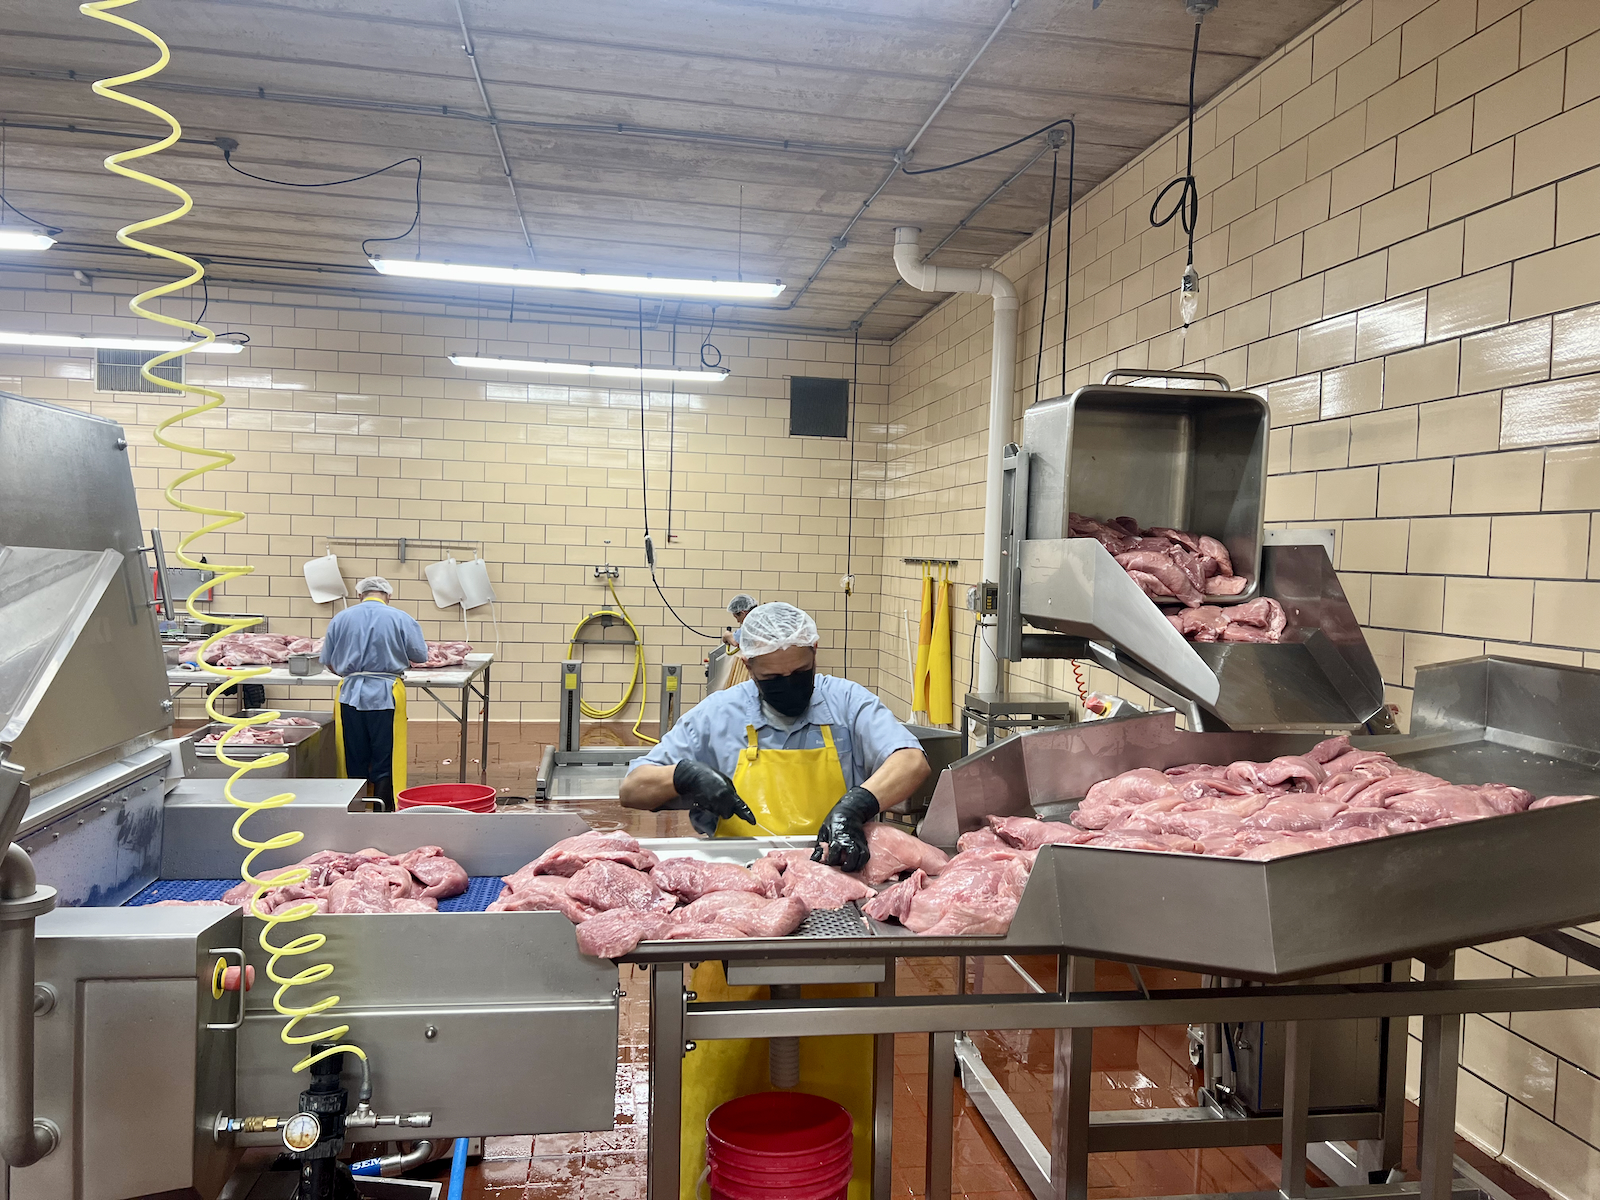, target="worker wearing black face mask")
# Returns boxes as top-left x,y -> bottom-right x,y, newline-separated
619,601 -> 930,865
617,601 -> 929,1199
